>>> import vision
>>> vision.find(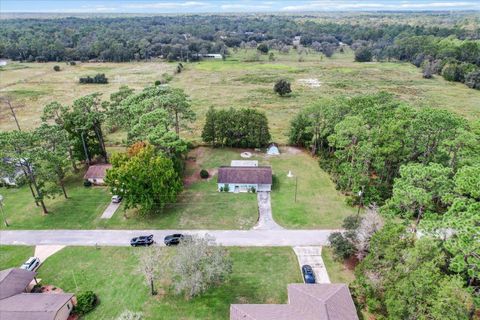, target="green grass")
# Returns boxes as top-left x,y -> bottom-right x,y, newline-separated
0,246 -> 34,269
322,247 -> 356,284
270,149 -> 355,229
36,246 -> 302,320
